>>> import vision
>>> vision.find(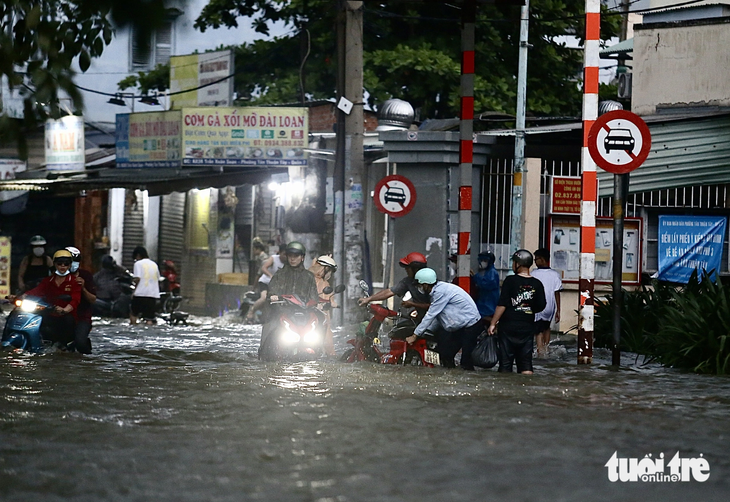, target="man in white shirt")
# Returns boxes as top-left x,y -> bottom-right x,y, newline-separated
130,246 -> 160,325
531,248 -> 563,358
